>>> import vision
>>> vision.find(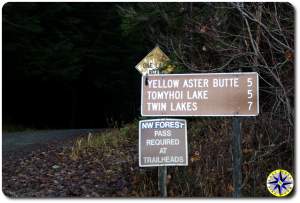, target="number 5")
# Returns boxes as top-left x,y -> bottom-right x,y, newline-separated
247,78 -> 253,87
248,90 -> 253,98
